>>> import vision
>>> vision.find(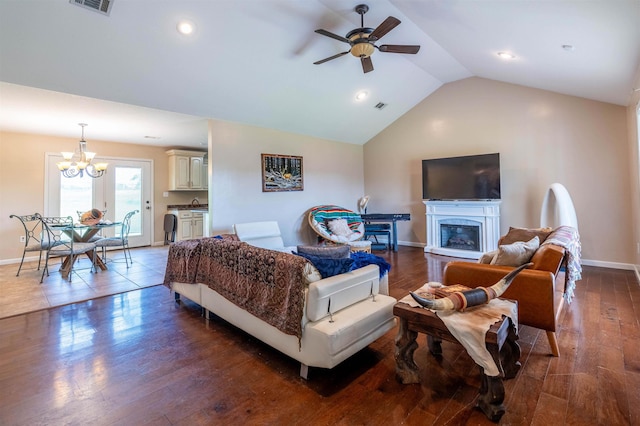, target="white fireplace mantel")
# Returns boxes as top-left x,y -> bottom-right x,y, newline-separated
423,200 -> 501,259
